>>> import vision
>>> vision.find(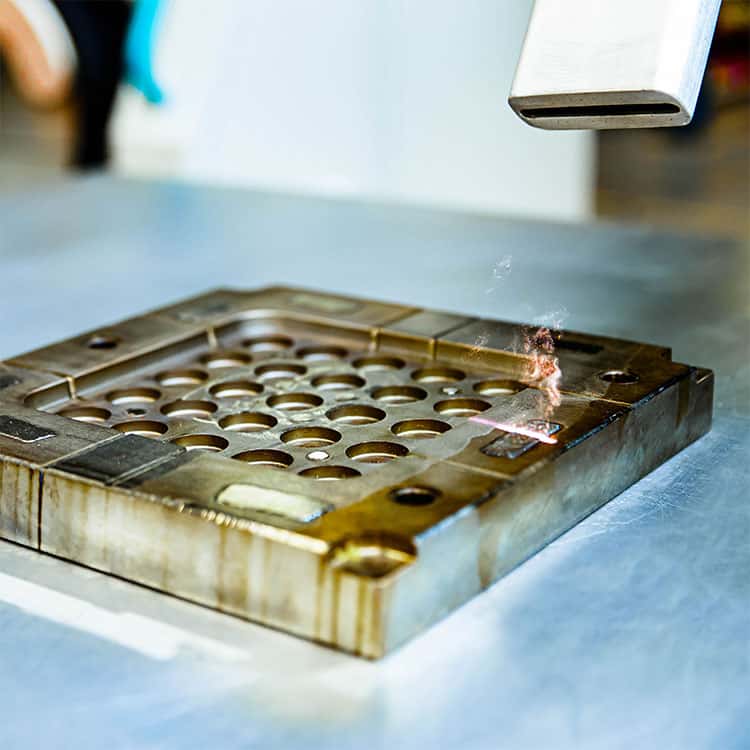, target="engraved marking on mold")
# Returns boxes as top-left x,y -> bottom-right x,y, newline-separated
216,484 -> 329,523
0,416 -> 56,443
0,374 -> 21,390
477,418 -> 562,458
